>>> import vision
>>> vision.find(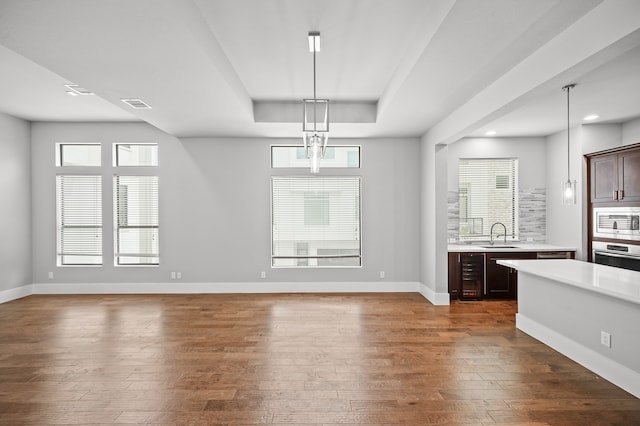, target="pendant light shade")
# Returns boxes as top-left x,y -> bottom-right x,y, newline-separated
302,31 -> 329,174
562,84 -> 576,205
